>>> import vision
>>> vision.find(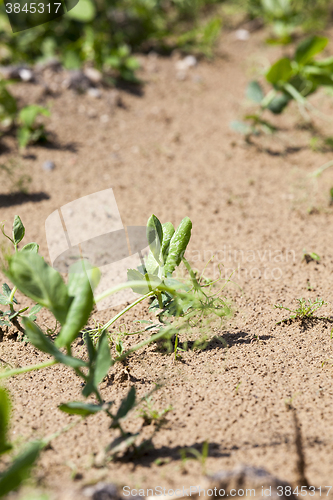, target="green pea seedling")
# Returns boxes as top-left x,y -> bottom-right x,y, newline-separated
232,36 -> 333,139
0,216 -> 41,334
0,213 -> 232,470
